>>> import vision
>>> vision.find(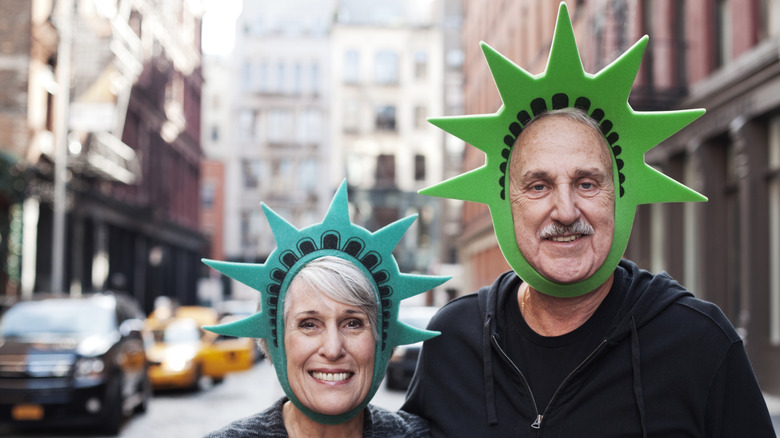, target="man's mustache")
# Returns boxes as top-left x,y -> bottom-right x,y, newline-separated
538,219 -> 594,239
